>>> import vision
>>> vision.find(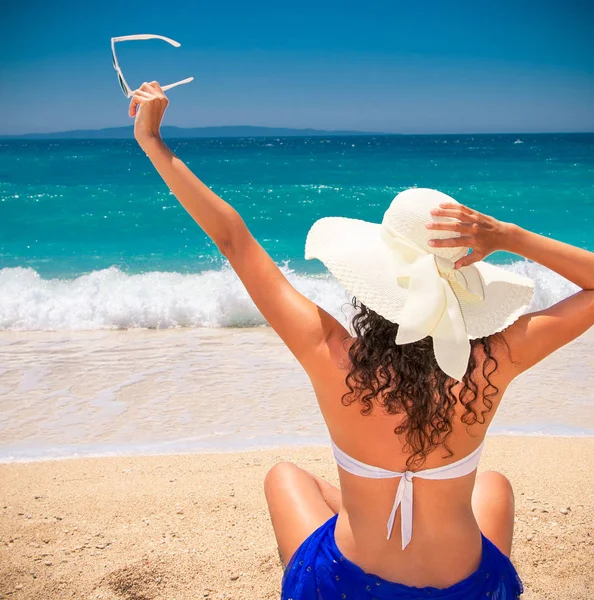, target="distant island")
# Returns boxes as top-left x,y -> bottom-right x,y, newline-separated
0,125 -> 388,140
